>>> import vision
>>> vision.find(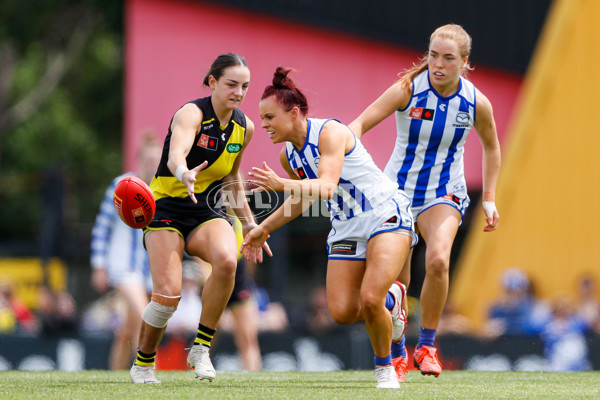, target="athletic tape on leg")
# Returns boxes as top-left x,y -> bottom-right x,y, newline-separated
142,293 -> 181,328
